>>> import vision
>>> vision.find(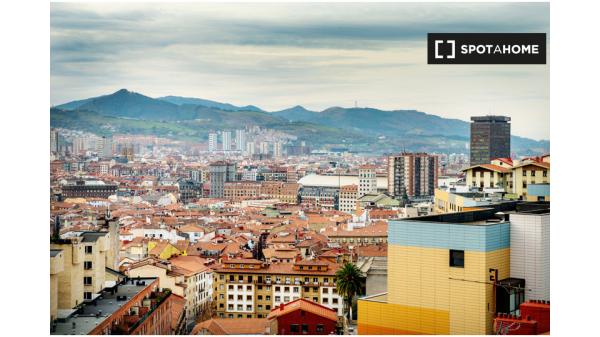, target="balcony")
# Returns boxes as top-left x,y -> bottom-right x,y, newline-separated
110,289 -> 172,334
